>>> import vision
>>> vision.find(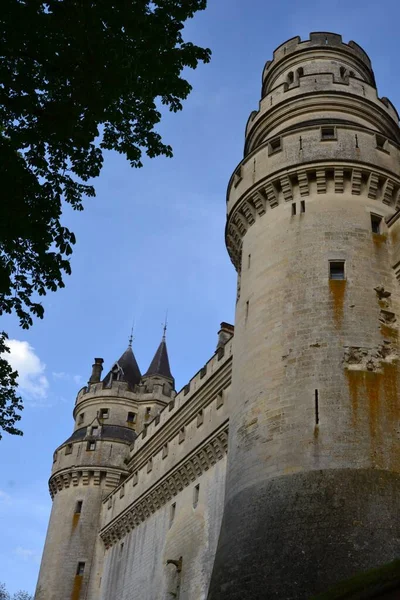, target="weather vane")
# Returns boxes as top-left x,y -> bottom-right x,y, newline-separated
162,310 -> 168,339
128,320 -> 135,347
